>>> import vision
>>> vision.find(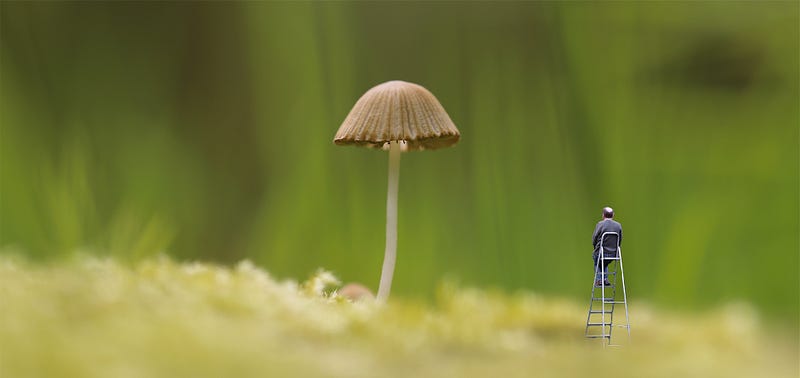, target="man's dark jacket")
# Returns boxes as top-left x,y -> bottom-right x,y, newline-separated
592,219 -> 623,256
